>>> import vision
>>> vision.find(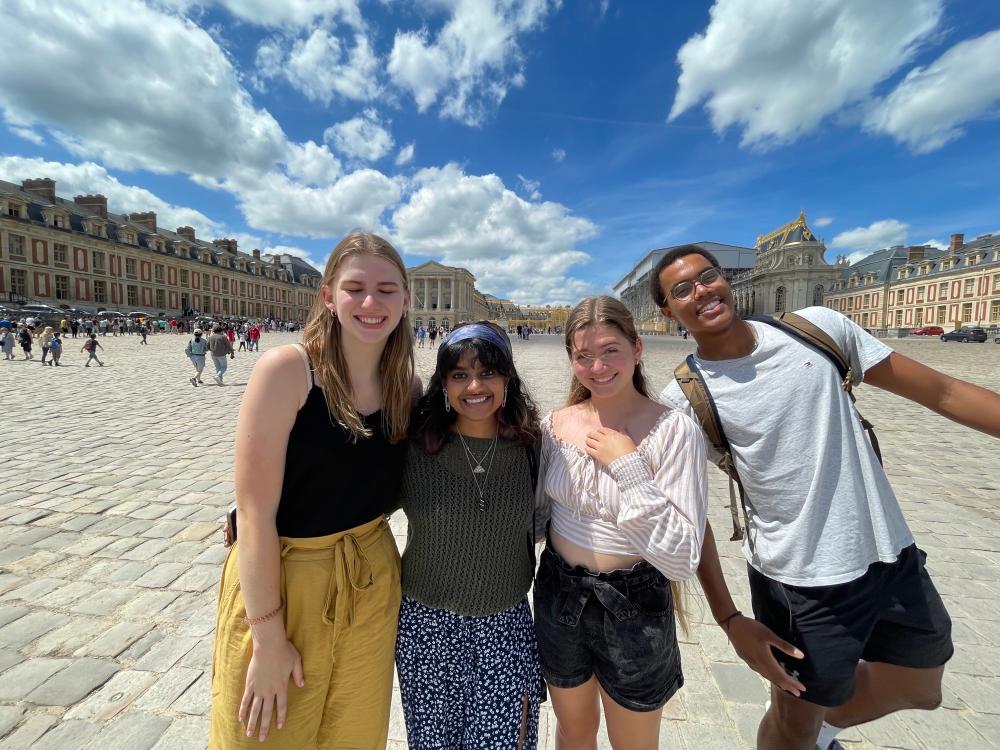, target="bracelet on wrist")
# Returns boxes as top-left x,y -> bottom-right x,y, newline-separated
244,603 -> 284,627
718,609 -> 742,633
